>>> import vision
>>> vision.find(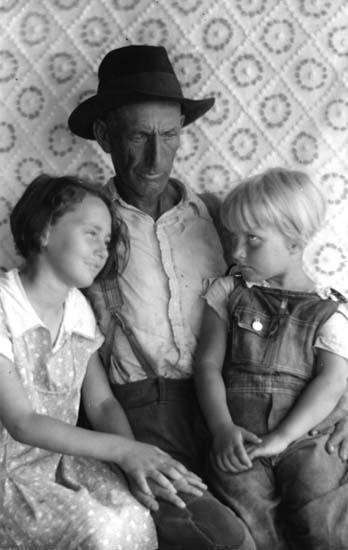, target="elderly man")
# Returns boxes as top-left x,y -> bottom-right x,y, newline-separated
68,45 -> 256,550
